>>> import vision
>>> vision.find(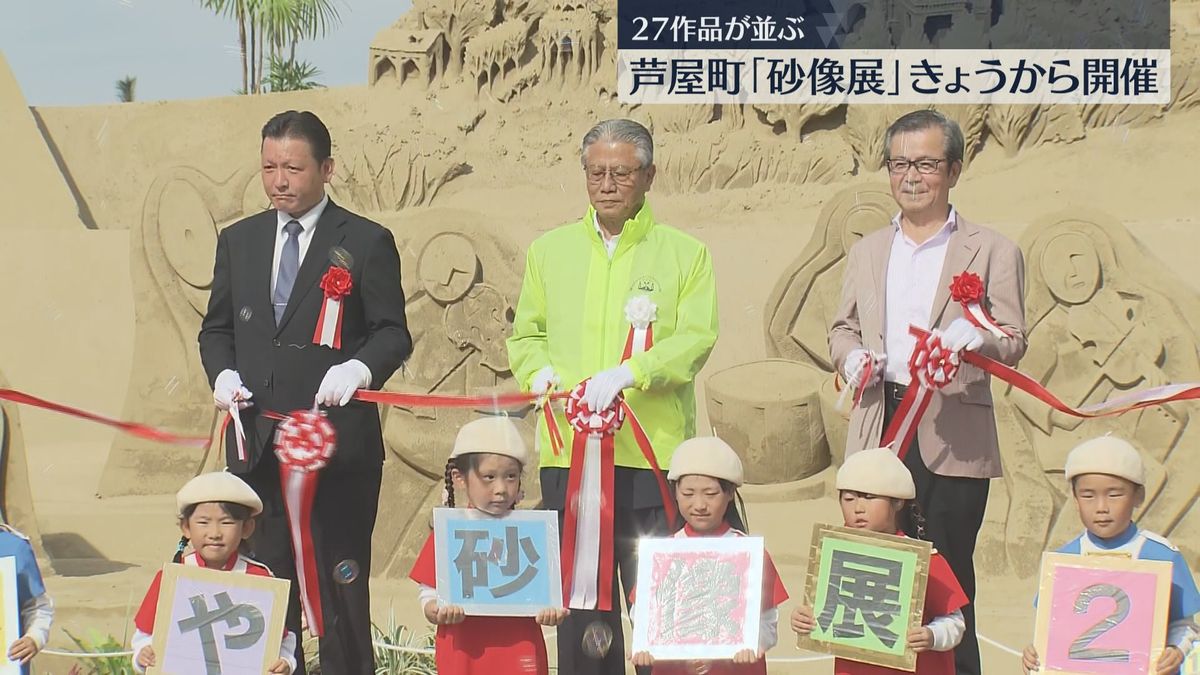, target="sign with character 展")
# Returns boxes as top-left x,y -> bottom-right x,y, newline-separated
149,564 -> 289,675
797,525 -> 931,671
